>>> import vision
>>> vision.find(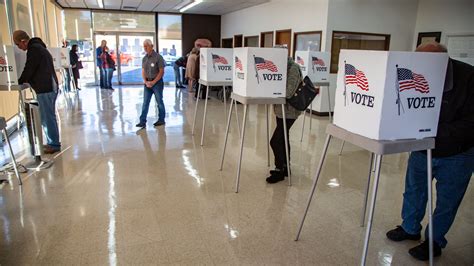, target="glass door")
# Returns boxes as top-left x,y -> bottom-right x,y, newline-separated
117,34 -> 154,84
94,32 -> 155,85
